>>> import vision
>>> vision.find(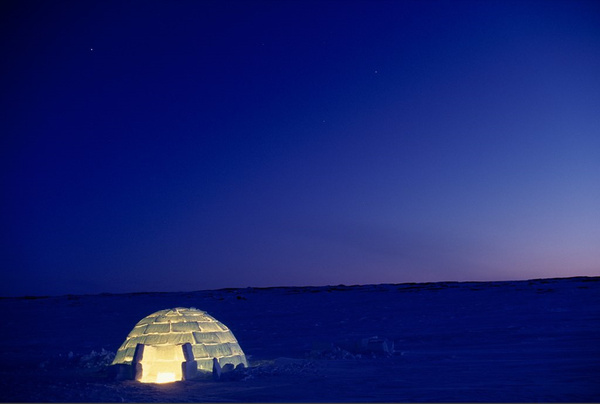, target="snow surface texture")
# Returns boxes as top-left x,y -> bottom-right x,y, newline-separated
0,277 -> 598,402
